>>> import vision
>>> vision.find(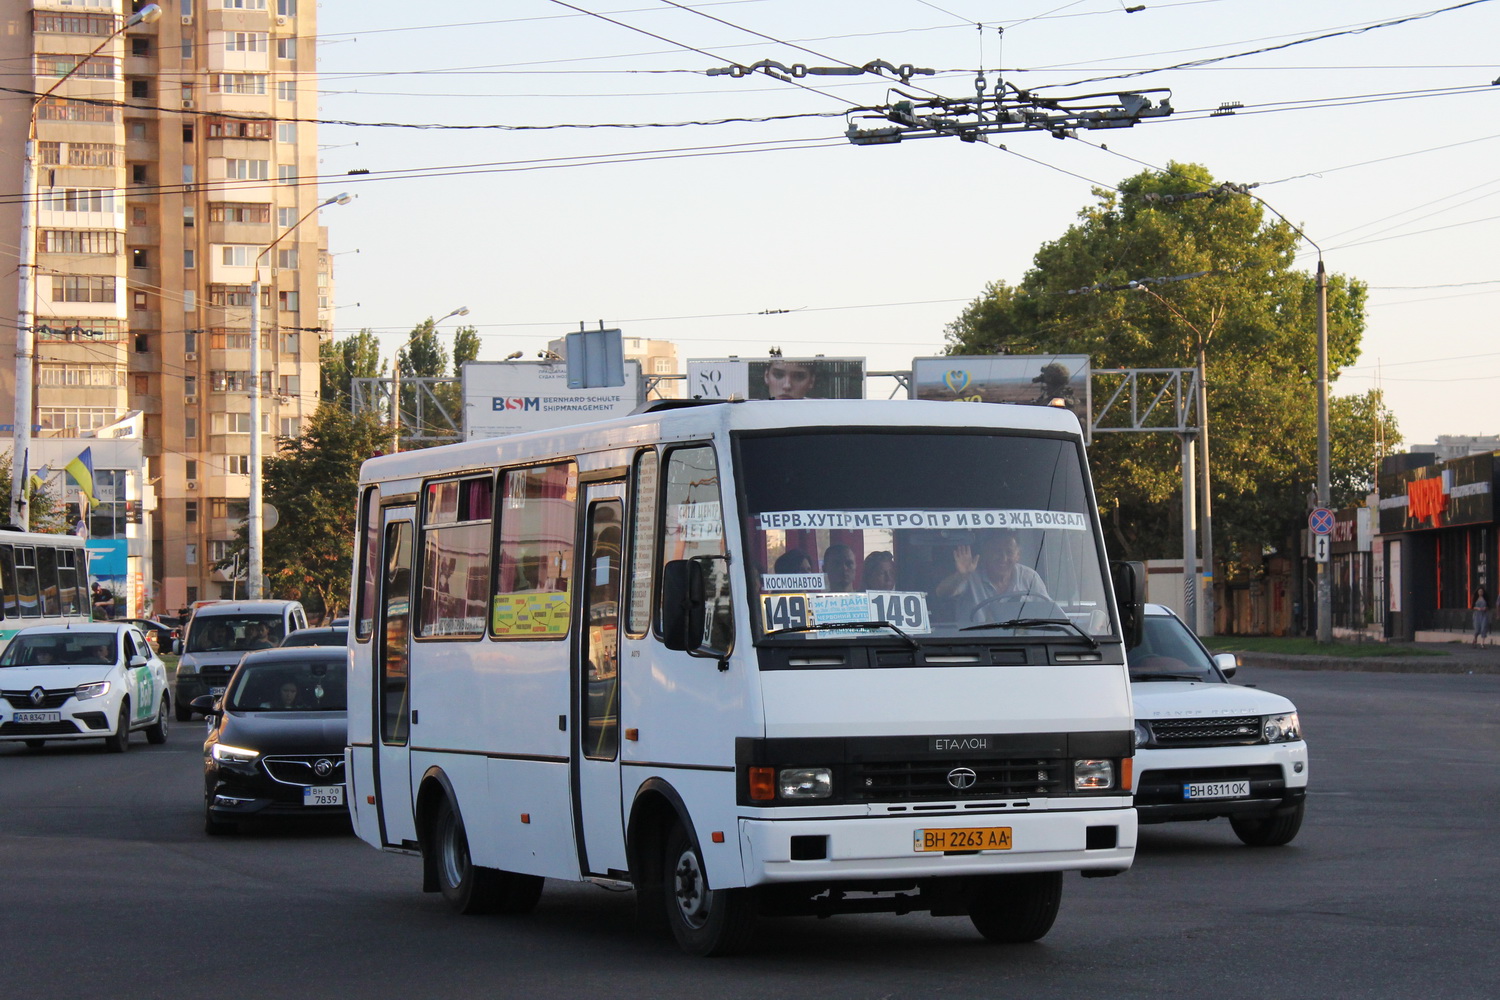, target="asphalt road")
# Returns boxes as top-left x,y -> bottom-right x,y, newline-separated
3,666 -> 1497,1000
